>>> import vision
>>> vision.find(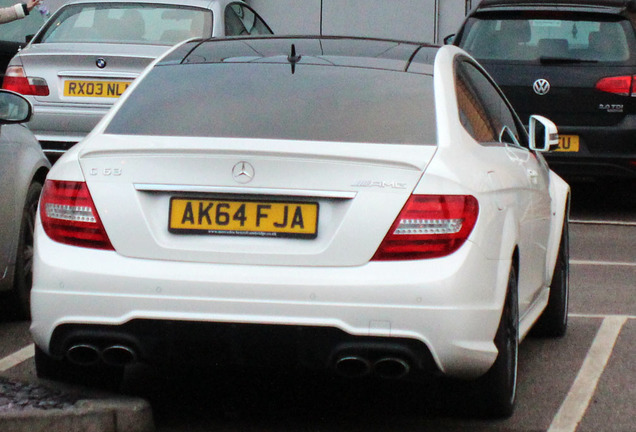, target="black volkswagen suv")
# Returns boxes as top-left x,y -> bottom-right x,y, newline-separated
452,0 -> 636,181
